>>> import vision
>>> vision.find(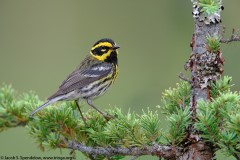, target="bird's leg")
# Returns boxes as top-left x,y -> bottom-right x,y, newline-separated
75,100 -> 87,126
86,99 -> 113,120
